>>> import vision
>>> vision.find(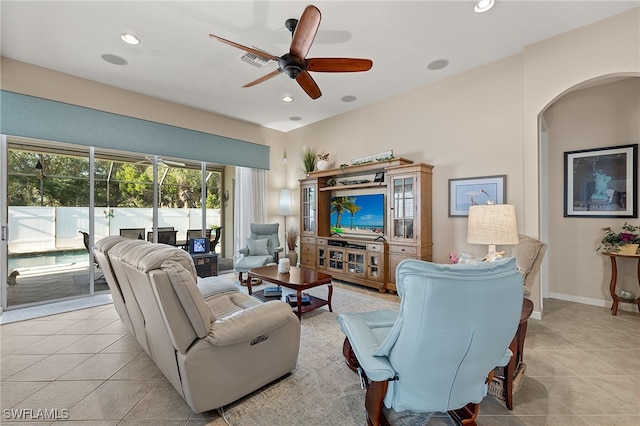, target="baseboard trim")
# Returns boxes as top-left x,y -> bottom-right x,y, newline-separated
548,292 -> 637,312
